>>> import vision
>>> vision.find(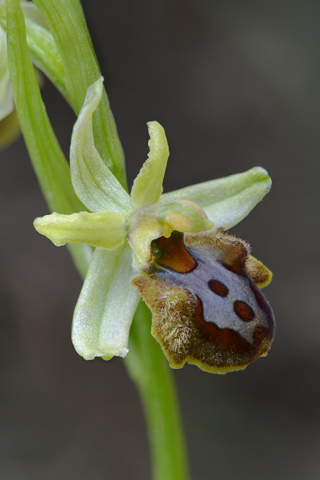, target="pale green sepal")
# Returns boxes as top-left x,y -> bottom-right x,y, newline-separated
70,78 -> 132,215
0,27 -> 14,121
131,121 -> 169,207
160,167 -> 271,231
129,200 -> 213,265
72,244 -> 140,360
34,211 -> 126,249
